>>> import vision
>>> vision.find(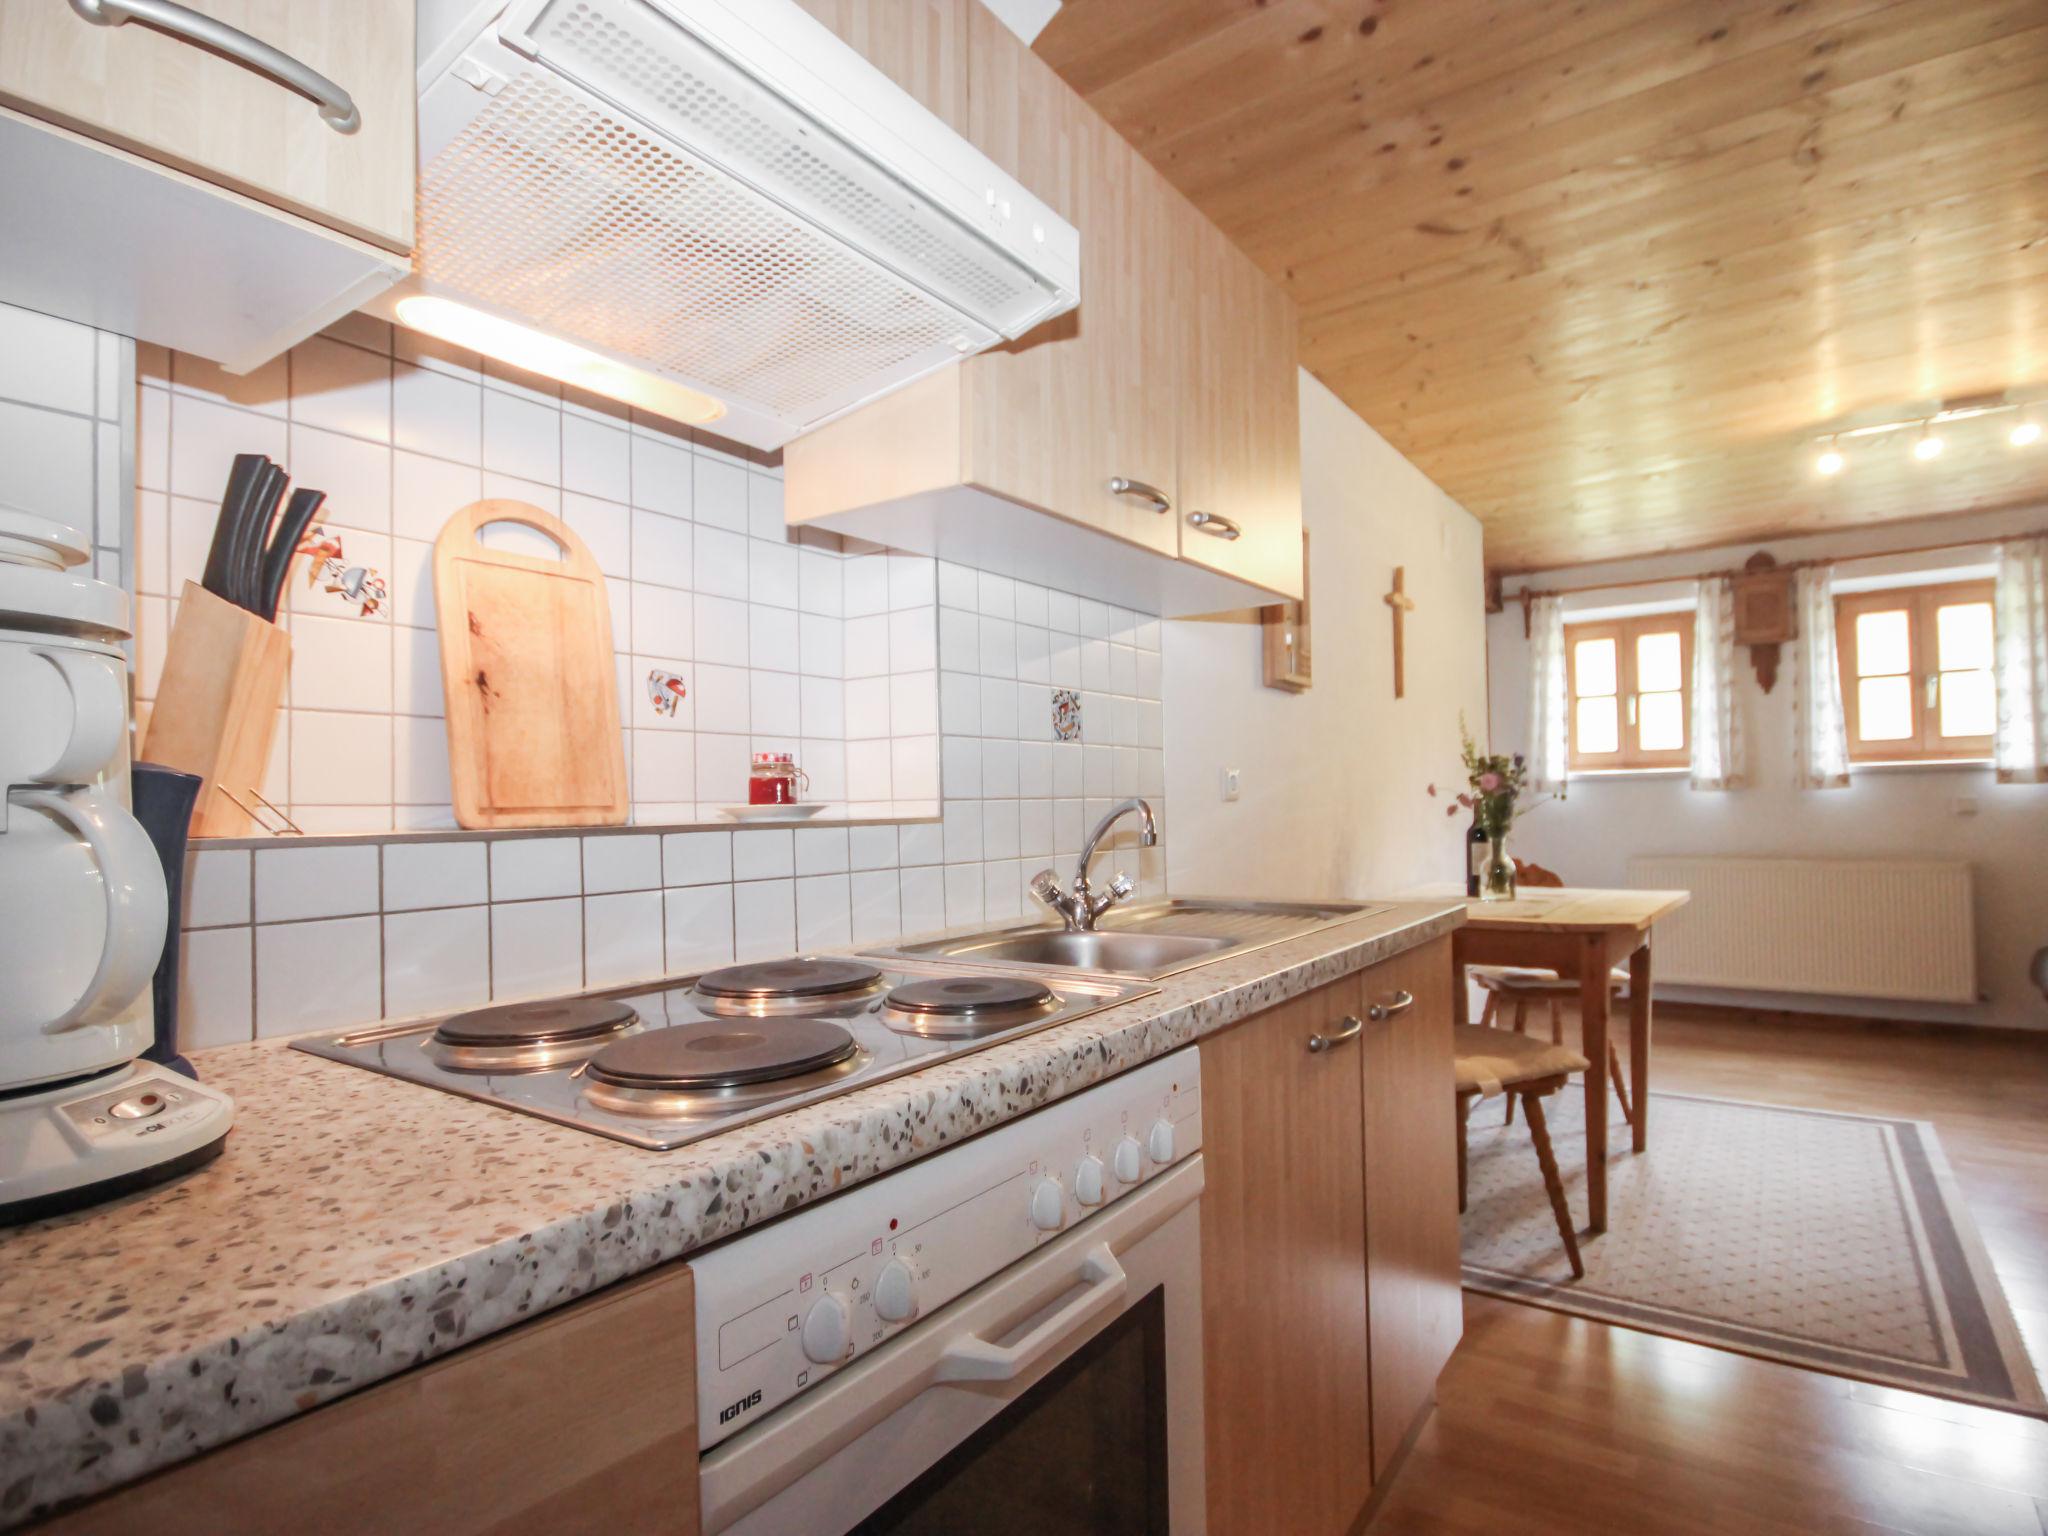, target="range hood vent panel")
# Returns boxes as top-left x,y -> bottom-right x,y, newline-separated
409,0 -> 1080,449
